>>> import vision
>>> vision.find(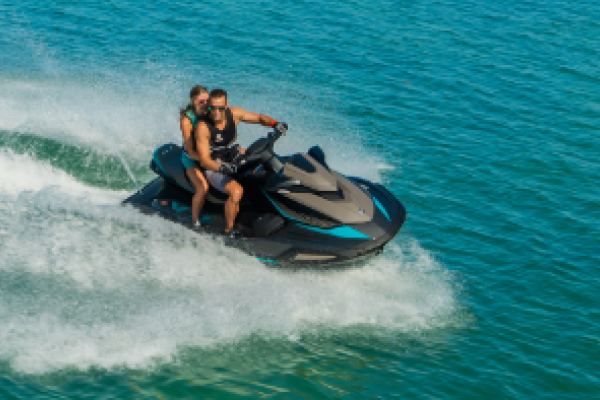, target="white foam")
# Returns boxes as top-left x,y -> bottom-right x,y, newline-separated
0,54 -> 457,373
0,78 -> 179,160
0,239 -> 458,374
0,151 -> 458,374
0,149 -> 124,200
